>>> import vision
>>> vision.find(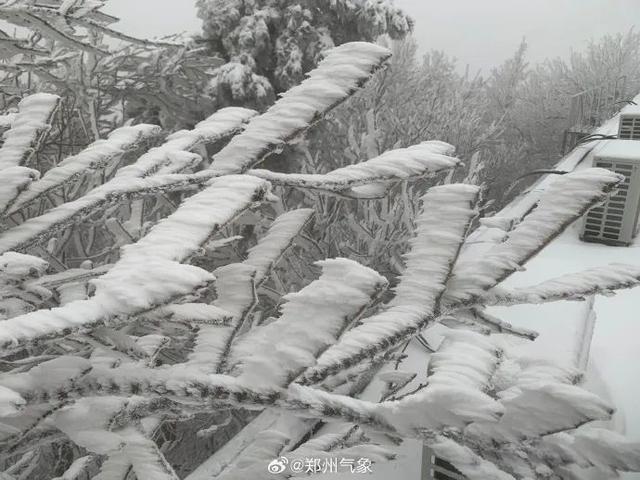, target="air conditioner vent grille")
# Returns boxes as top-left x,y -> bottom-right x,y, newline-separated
619,115 -> 640,140
582,156 -> 640,246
